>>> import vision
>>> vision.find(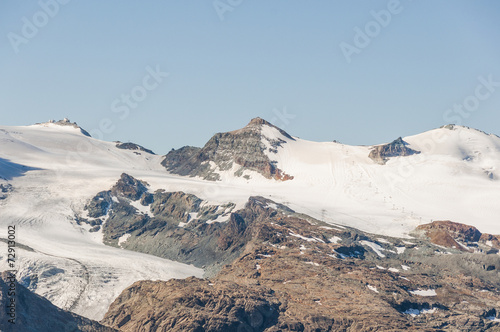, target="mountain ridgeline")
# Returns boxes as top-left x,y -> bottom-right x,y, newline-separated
1,118 -> 500,331
161,118 -> 294,181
